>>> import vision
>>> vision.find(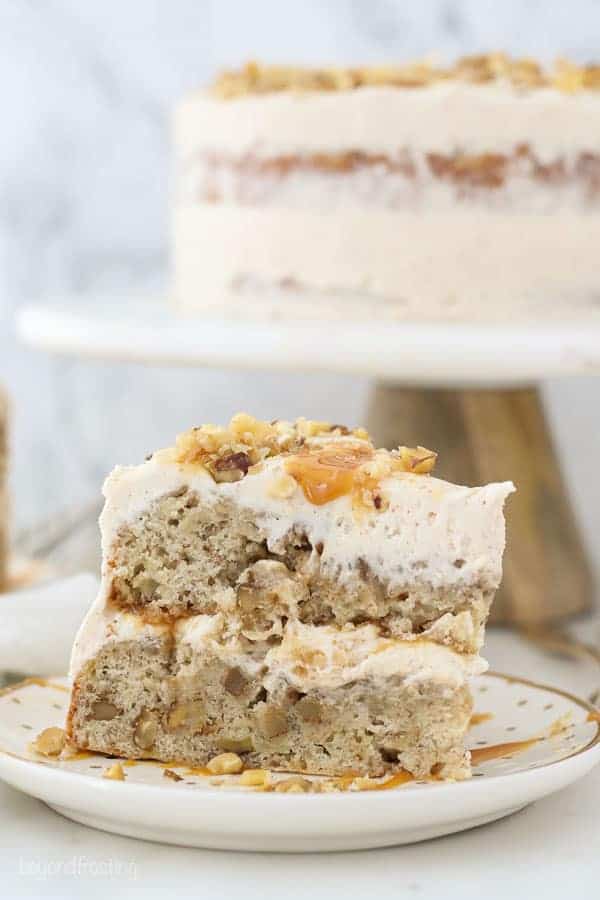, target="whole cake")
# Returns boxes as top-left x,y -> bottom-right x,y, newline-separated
67,415 -> 513,780
174,55 -> 600,322
0,388 -> 8,591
